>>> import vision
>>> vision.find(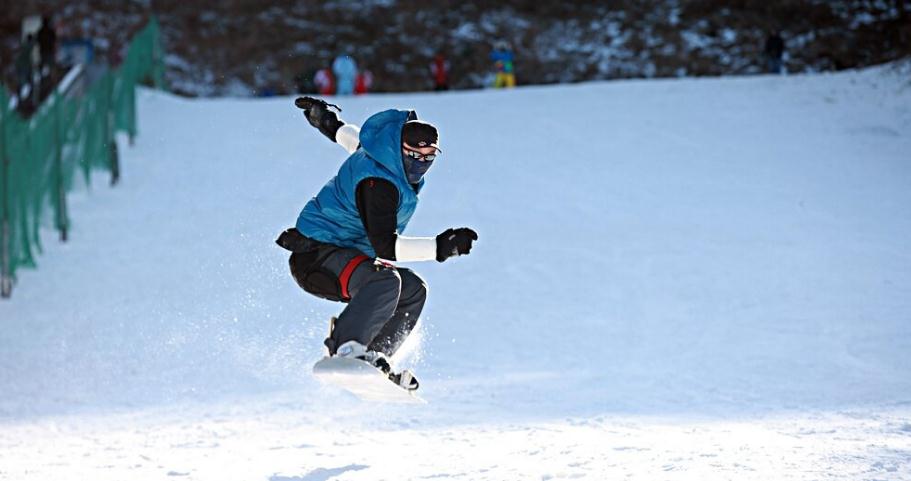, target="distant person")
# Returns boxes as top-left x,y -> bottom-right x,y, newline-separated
764,32 -> 785,74
332,55 -> 358,95
16,34 -> 35,97
314,67 -> 335,95
430,53 -> 450,91
108,41 -> 124,68
355,69 -> 373,95
490,41 -> 515,88
37,14 -> 57,77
